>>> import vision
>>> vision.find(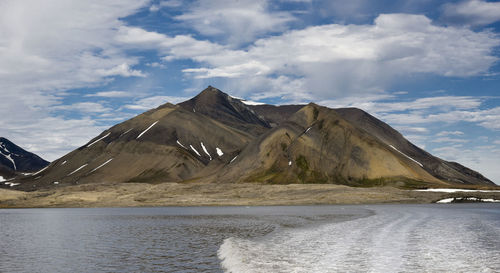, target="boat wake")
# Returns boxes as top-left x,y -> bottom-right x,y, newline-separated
218,205 -> 500,272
